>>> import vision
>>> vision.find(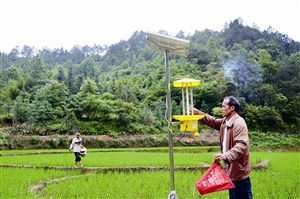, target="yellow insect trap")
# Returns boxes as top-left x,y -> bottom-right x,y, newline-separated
172,78 -> 204,136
